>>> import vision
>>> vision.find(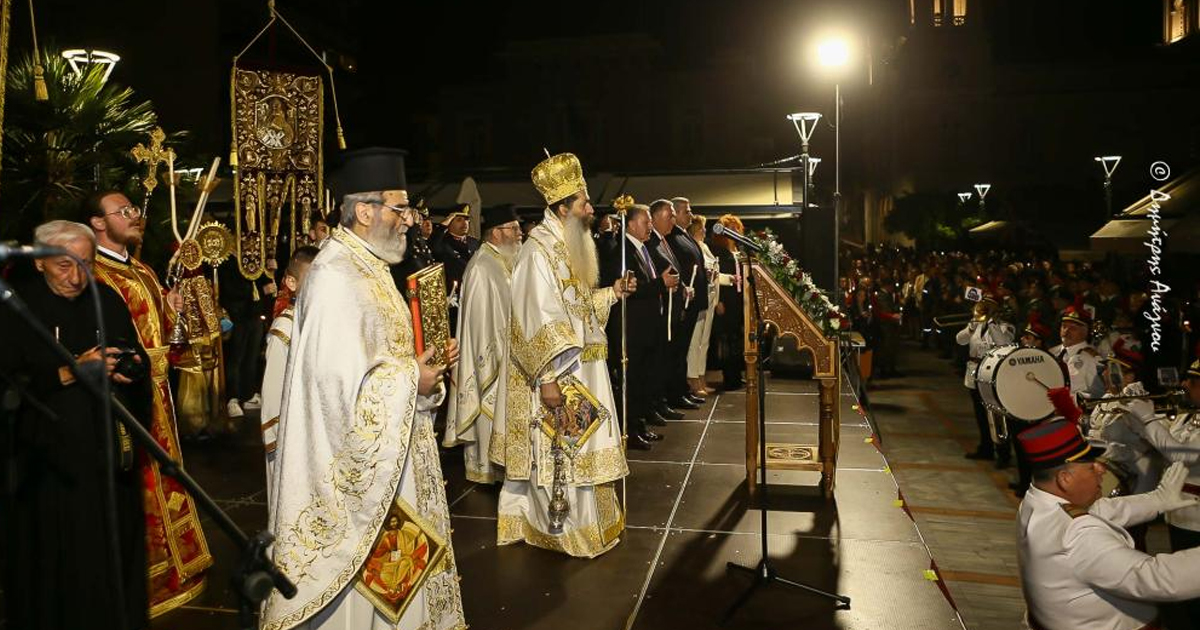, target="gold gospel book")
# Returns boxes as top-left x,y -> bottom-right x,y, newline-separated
407,263 -> 451,366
